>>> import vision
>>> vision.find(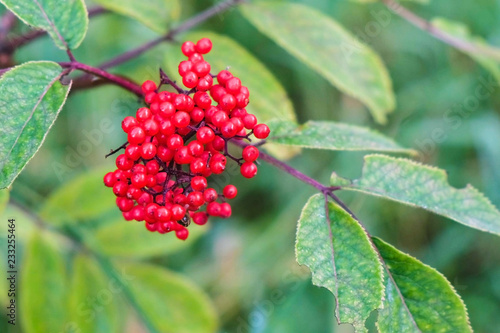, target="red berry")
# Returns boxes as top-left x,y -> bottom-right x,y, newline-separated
122,116 -> 138,133
223,185 -> 237,199
136,107 -> 152,122
128,127 -> 146,145
131,206 -> 145,221
178,60 -> 193,76
187,191 -> 205,207
159,102 -> 175,118
113,181 -> 128,197
141,142 -> 157,160
225,77 -> 241,94
193,61 -> 211,77
103,172 -> 116,187
172,111 -> 190,128
206,202 -> 221,216
219,94 -> 236,111
116,154 -> 134,170
131,172 -> 147,188
217,70 -> 233,85
253,124 -> 270,139
189,53 -> 203,64
174,146 -> 193,164
183,71 -> 198,89
204,188 -> 218,202
181,41 -> 196,57
197,75 -> 213,91
188,140 -> 204,157
242,146 -> 259,162
146,160 -> 160,174
192,176 -> 208,191
171,205 -> 186,220
167,134 -> 184,150
194,91 -> 212,109
141,80 -> 157,93
175,227 -> 189,240
142,119 -> 159,136
155,207 -> 171,222
241,162 -> 258,178
192,212 -> 208,225
196,38 -> 212,54
197,126 -> 215,144
219,202 -> 232,218
243,114 -> 257,129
